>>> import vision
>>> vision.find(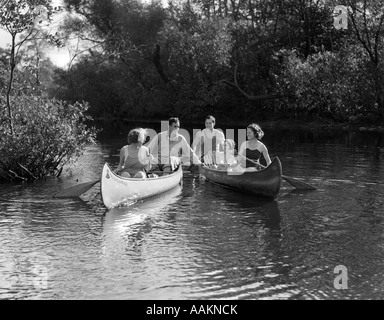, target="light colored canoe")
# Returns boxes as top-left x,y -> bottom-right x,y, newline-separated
199,157 -> 282,199
100,163 -> 183,209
